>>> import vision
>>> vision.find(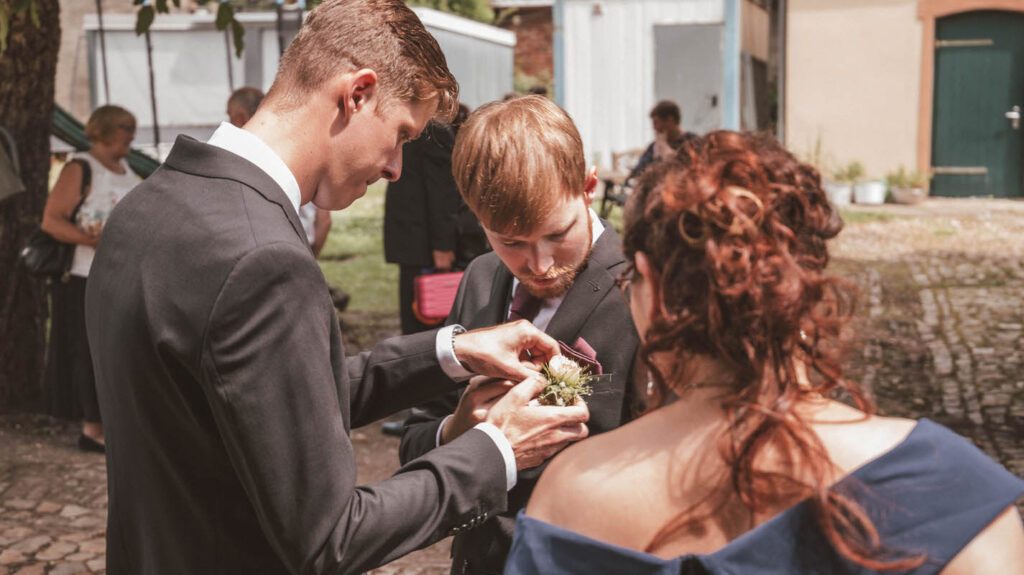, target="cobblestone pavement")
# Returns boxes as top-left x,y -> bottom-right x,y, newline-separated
2,198 -> 1022,574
